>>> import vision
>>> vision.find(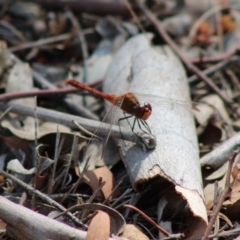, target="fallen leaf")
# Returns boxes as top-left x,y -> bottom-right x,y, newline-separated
85,166 -> 120,200
0,218 -> 7,230
224,165 -> 240,205
122,224 -> 149,240
7,159 -> 35,175
72,203 -> 125,235
86,210 -> 110,240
